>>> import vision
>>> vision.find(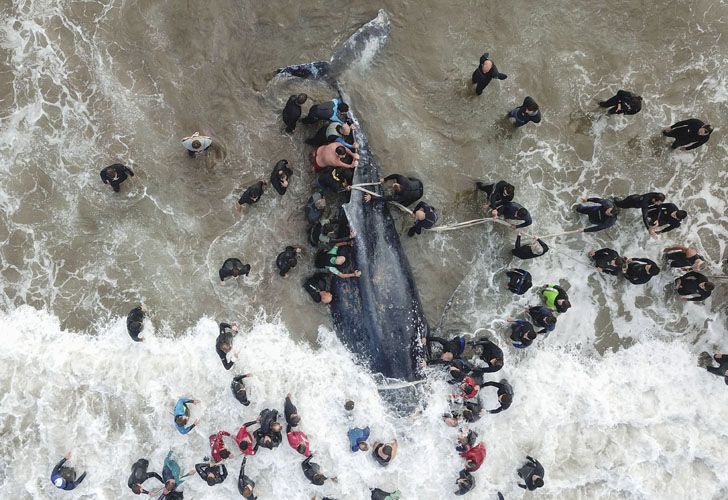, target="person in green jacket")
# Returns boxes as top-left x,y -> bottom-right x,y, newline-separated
541,284 -> 571,314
